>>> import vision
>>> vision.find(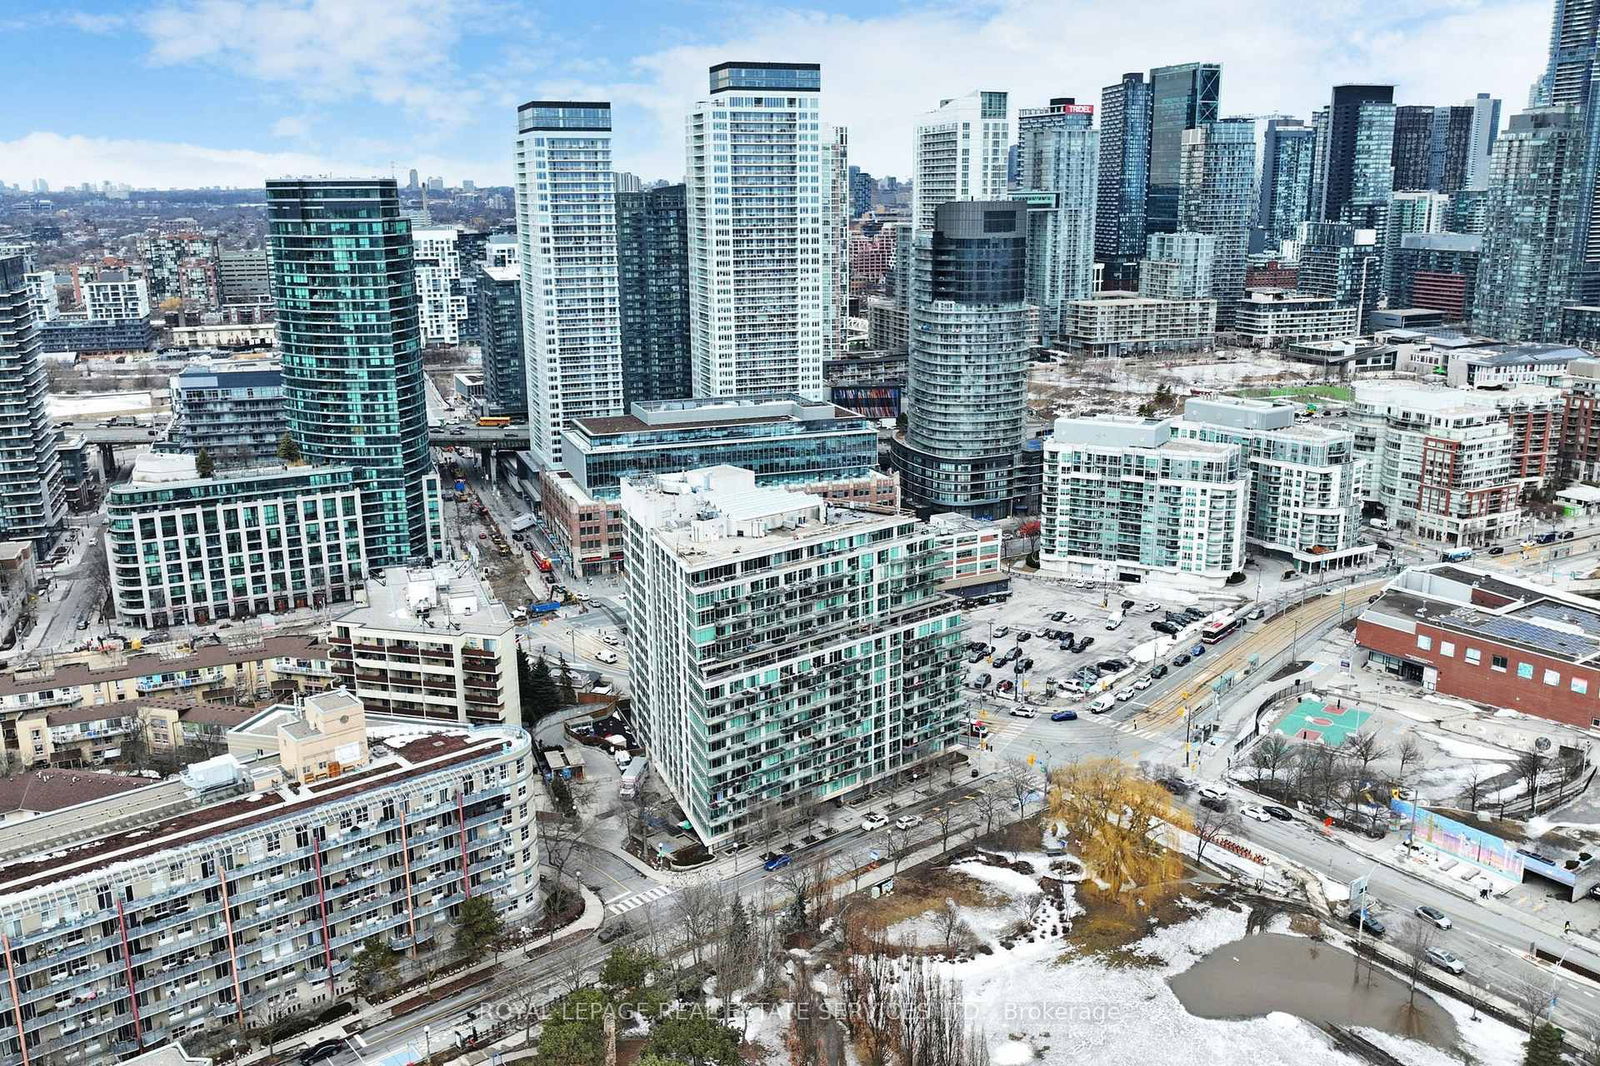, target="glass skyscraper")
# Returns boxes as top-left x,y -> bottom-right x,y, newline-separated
617,184 -> 691,405
1017,99 -> 1098,346
265,178 -> 440,568
894,201 -> 1031,517
1474,107 -> 1583,342
1256,118 -> 1315,249
477,262 -> 526,419
1391,105 -> 1437,191
1315,85 -> 1395,227
1177,118 -> 1256,321
1096,72 -> 1152,284
1146,62 -> 1222,238
0,255 -> 63,549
